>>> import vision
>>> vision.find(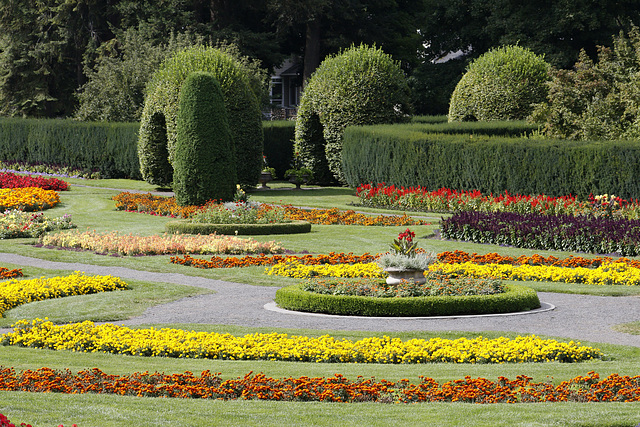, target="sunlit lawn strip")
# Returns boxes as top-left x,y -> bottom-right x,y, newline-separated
2,319 -> 601,363
38,230 -> 284,256
112,192 -> 429,226
0,273 -> 128,316
0,187 -> 60,211
0,368 -> 636,403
